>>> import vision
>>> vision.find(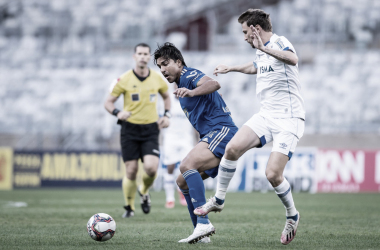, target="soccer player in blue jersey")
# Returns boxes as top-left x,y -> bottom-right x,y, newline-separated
153,42 -> 238,244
